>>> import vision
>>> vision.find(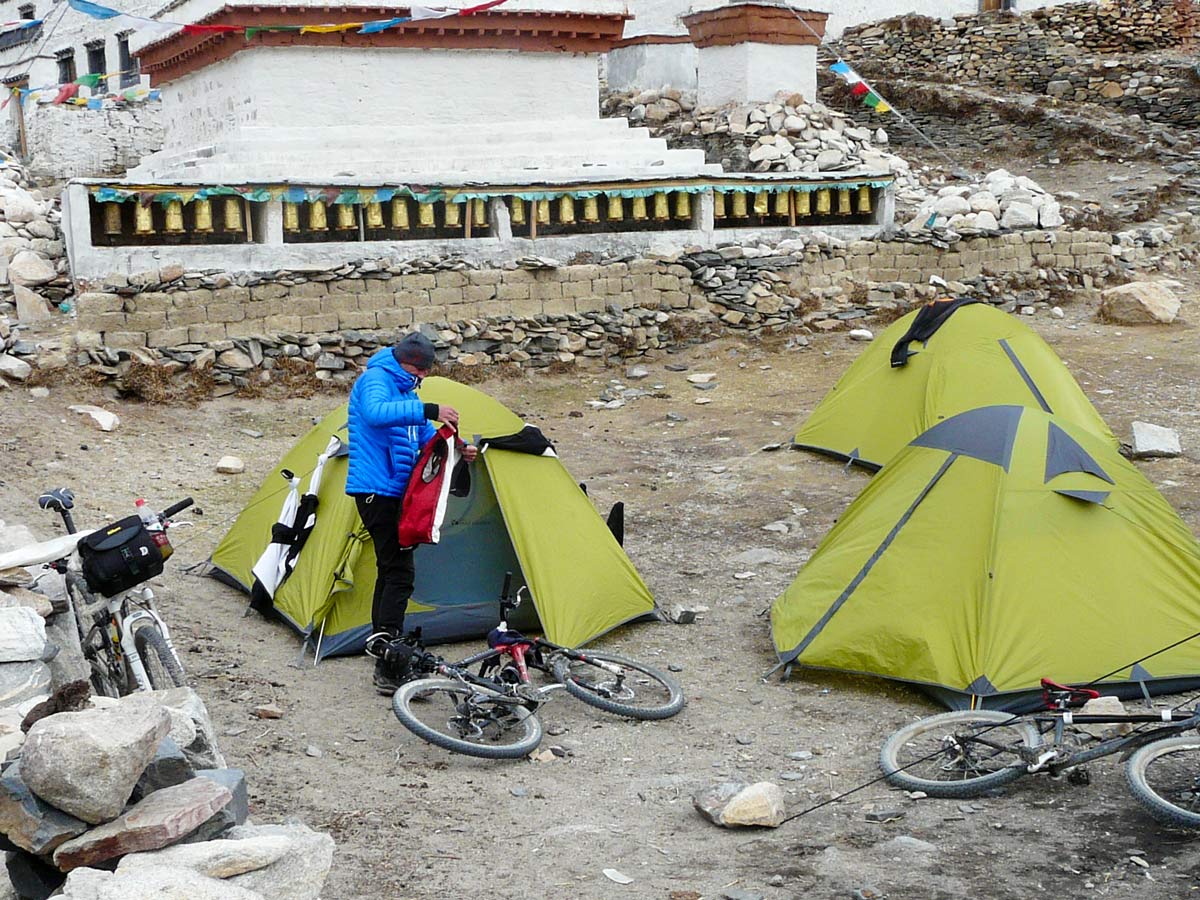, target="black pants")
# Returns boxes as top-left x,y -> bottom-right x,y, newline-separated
353,493 -> 414,636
